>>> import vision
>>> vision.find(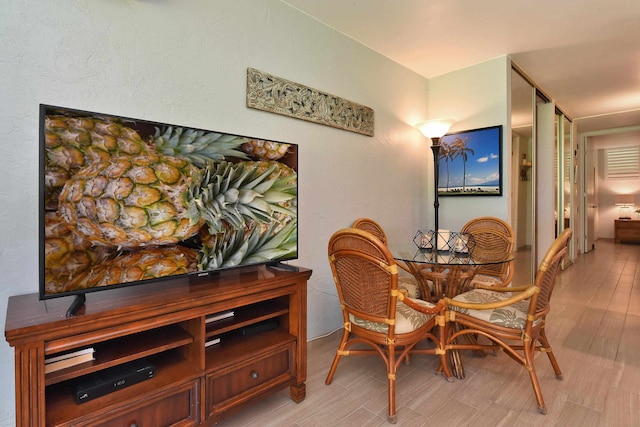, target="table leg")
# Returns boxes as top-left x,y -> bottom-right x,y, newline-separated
401,261 -> 438,302
442,266 -> 478,378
